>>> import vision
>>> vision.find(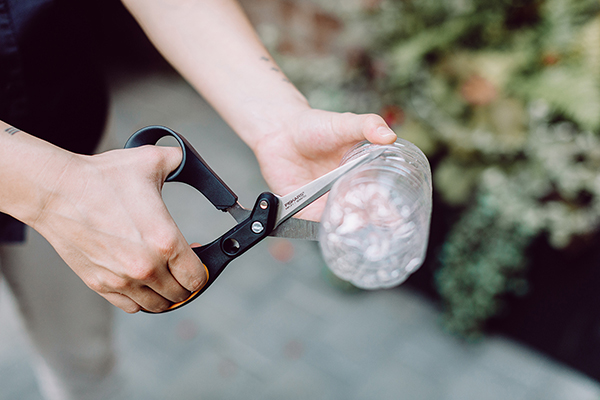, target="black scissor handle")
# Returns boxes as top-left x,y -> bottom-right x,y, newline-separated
124,125 -> 238,211
152,192 -> 279,313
